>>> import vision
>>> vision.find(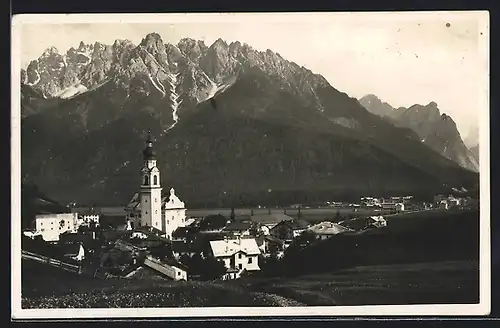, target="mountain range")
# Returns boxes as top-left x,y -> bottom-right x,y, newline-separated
20,33 -> 478,207
358,94 -> 479,172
